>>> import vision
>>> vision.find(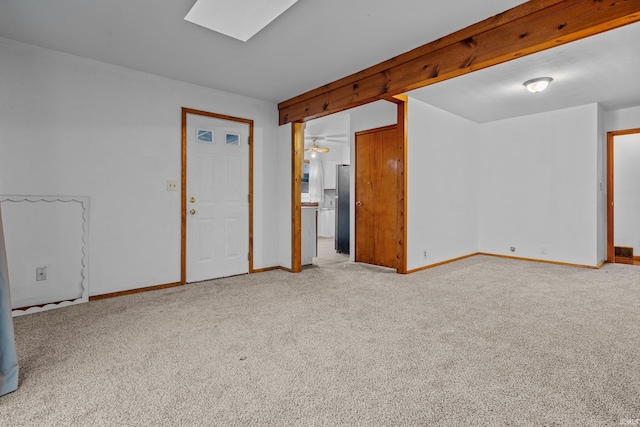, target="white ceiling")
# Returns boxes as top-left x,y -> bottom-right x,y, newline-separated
409,21 -> 640,123
1,0 -> 638,123
305,113 -> 350,147
0,0 -> 525,104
